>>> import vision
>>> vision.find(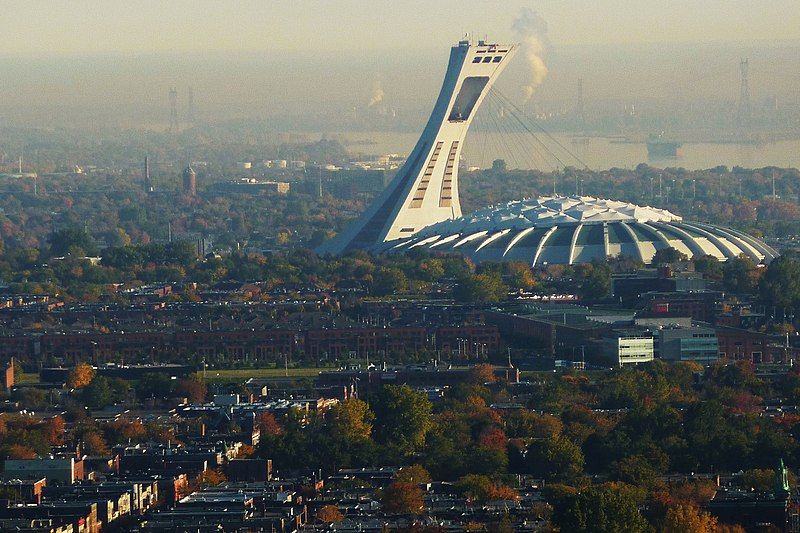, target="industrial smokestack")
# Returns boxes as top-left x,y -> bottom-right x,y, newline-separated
368,81 -> 385,108
512,7 -> 550,103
